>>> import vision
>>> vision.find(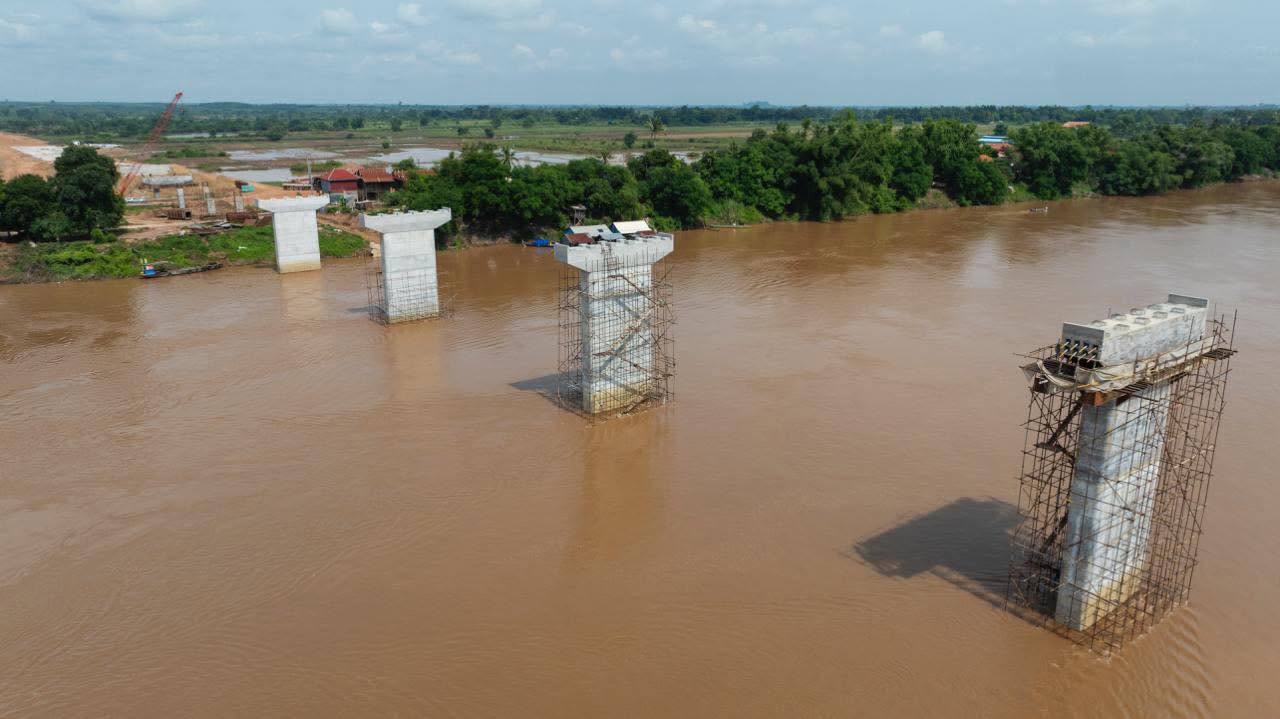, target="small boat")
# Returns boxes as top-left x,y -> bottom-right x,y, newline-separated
1029,206 -> 1049,214
525,237 -> 553,248
141,261 -> 224,279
